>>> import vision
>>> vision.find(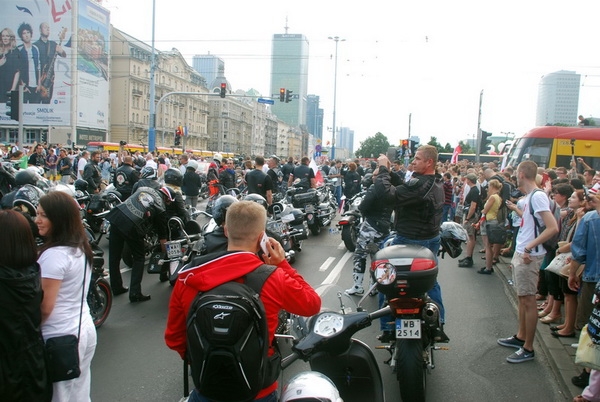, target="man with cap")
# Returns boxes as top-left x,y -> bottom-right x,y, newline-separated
458,173 -> 481,267
267,155 -> 283,194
